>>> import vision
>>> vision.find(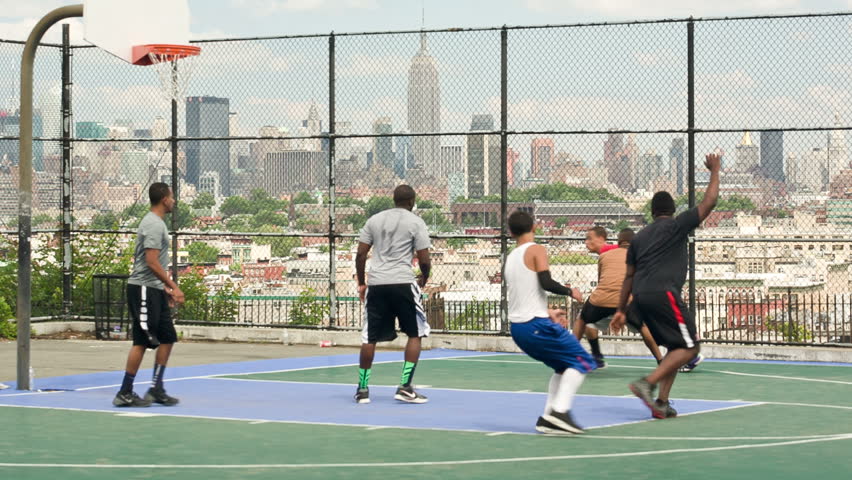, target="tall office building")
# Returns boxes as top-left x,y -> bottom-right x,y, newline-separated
467,114 -> 500,198
186,96 -> 230,195
408,32 -> 440,175
760,130 -> 784,182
